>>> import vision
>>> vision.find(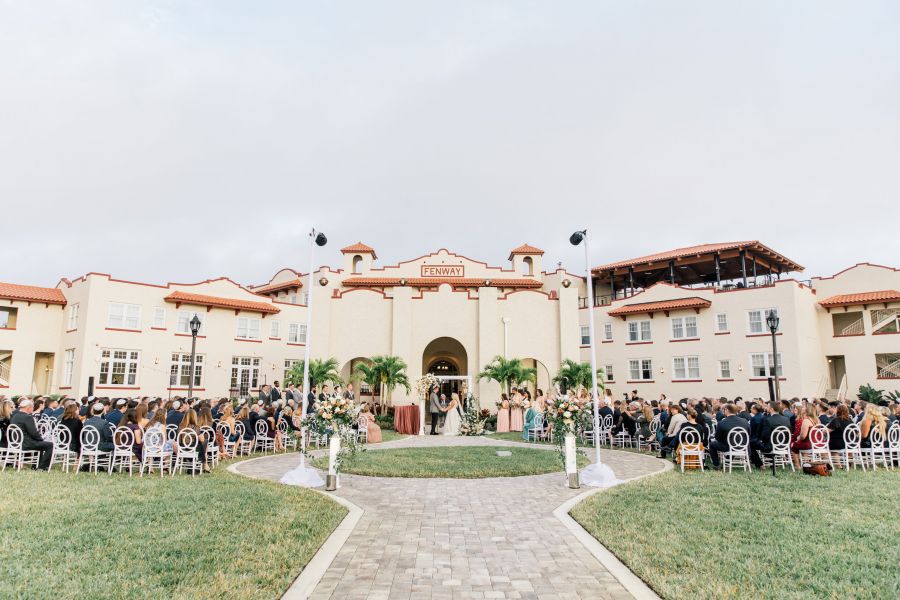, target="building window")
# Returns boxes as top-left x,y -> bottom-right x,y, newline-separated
628,358 -> 653,381
672,316 -> 698,339
177,311 -> 204,335
63,349 -> 75,386
352,255 -> 363,273
603,323 -> 613,341
0,308 -> 16,329
284,359 -> 301,382
153,307 -> 166,328
748,308 -> 778,334
750,352 -> 783,377
673,356 -> 700,380
580,326 -> 590,345
605,364 -> 614,382
98,349 -> 140,386
628,320 -> 651,342
288,323 -> 307,344
230,356 -> 261,393
270,320 -> 280,339
716,313 -> 728,333
718,360 -> 732,379
107,303 -> 141,330
67,303 -> 79,330
236,317 -> 261,340
290,294 -> 298,305
170,353 -> 203,387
